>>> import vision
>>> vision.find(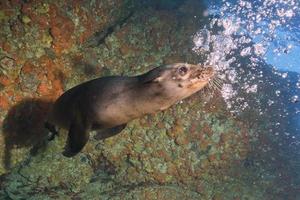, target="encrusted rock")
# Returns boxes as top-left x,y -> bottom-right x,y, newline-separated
0,56 -> 15,69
